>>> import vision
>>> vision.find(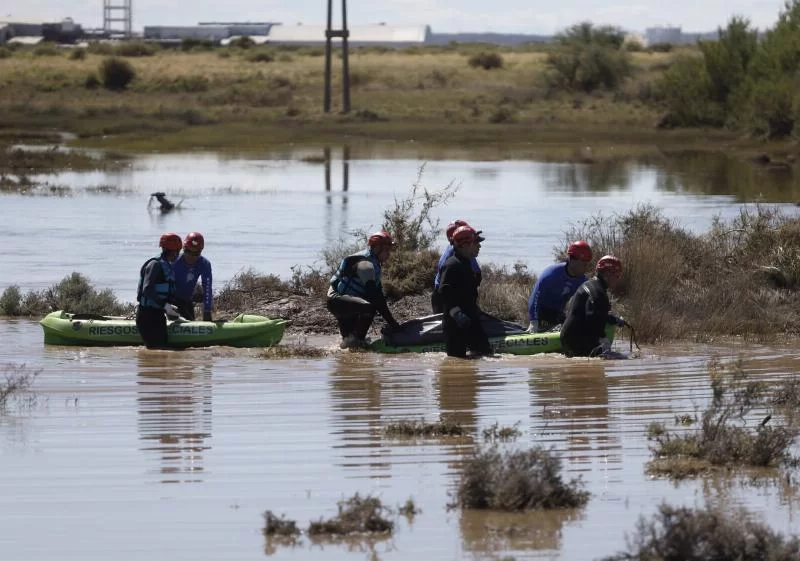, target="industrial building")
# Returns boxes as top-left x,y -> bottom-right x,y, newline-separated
266,23 -> 431,46
0,18 -> 83,44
